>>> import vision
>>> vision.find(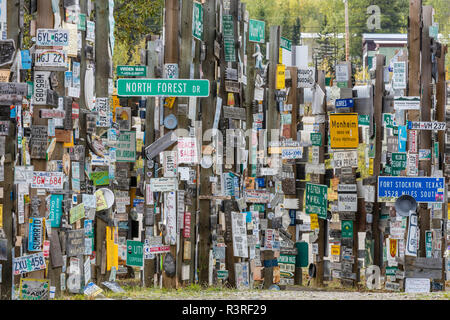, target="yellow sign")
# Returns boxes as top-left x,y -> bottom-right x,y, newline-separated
329,113 -> 359,148
0,204 -> 3,228
0,70 -> 10,82
106,226 -> 119,271
279,48 -> 282,64
112,95 -> 120,121
276,64 -> 285,89
95,189 -> 108,211
164,97 -> 176,108
310,214 -> 319,230
369,158 -> 374,175
331,245 -> 340,256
